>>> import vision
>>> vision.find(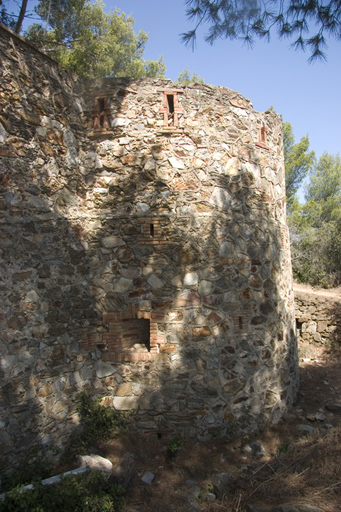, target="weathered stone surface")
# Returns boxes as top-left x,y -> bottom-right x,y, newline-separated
113,278 -> 133,293
184,272 -> 199,286
210,188 -> 232,209
230,96 -> 251,109
0,23 -> 297,461
113,397 -> 139,410
272,505 -> 326,512
26,290 -> 40,302
102,236 -> 125,248
211,472 -> 232,498
174,290 -> 201,307
297,424 -> 315,434
244,440 -> 266,459
169,157 -> 185,169
294,287 -> 340,346
95,361 -> 116,378
141,471 -> 155,485
192,326 -> 211,337
0,121 -> 7,142
78,454 -> 113,475
326,403 -> 341,414
147,274 -> 164,289
246,505 -> 267,512
116,383 -> 133,396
